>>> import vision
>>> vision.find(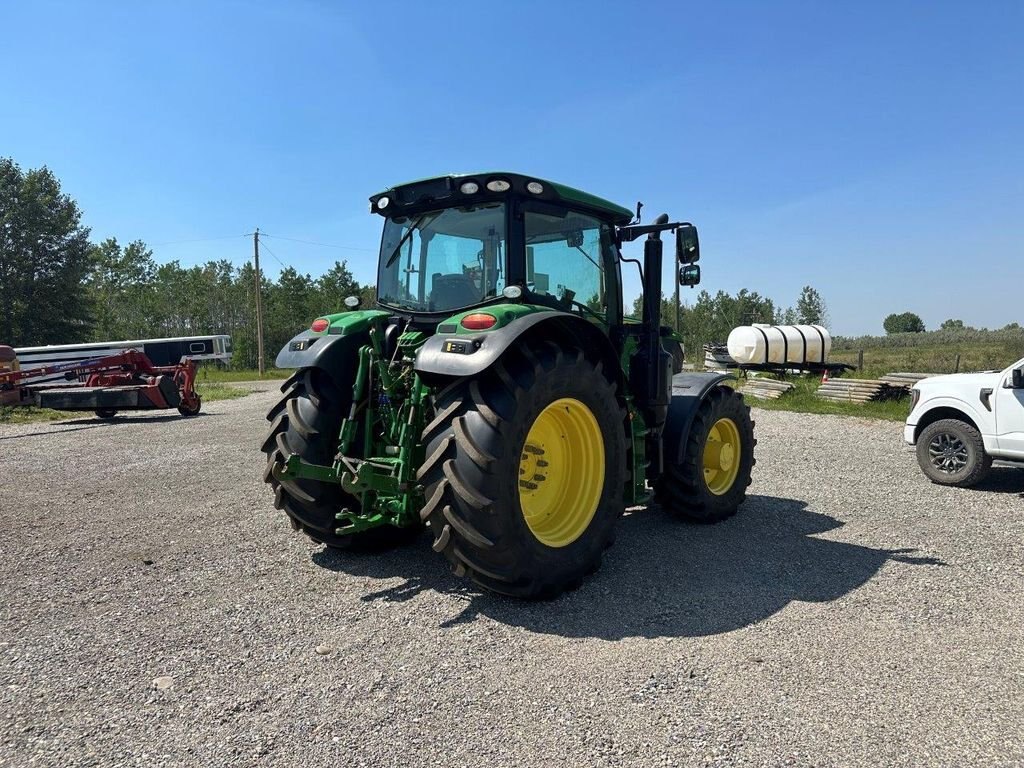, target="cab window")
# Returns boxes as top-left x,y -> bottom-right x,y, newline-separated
523,210 -> 614,318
